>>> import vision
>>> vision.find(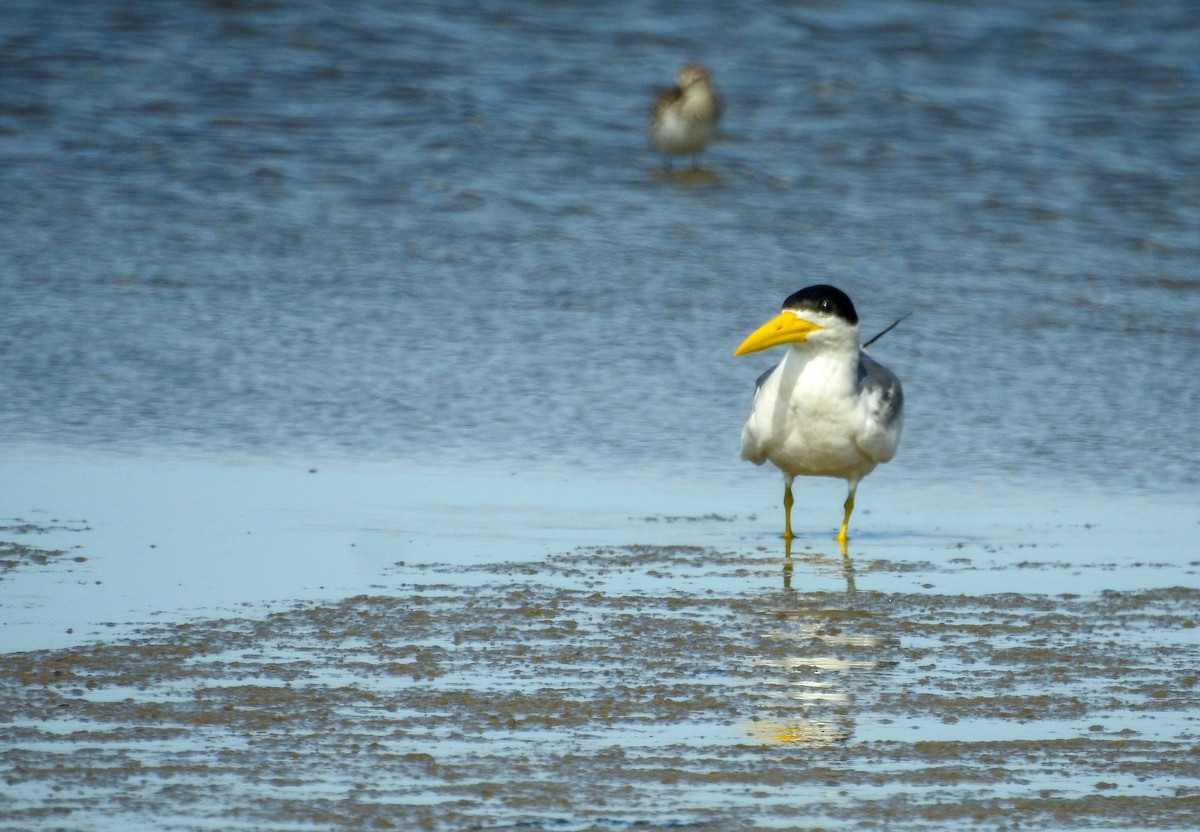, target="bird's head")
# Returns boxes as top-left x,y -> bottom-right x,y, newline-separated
733,284 -> 860,356
677,64 -> 712,90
